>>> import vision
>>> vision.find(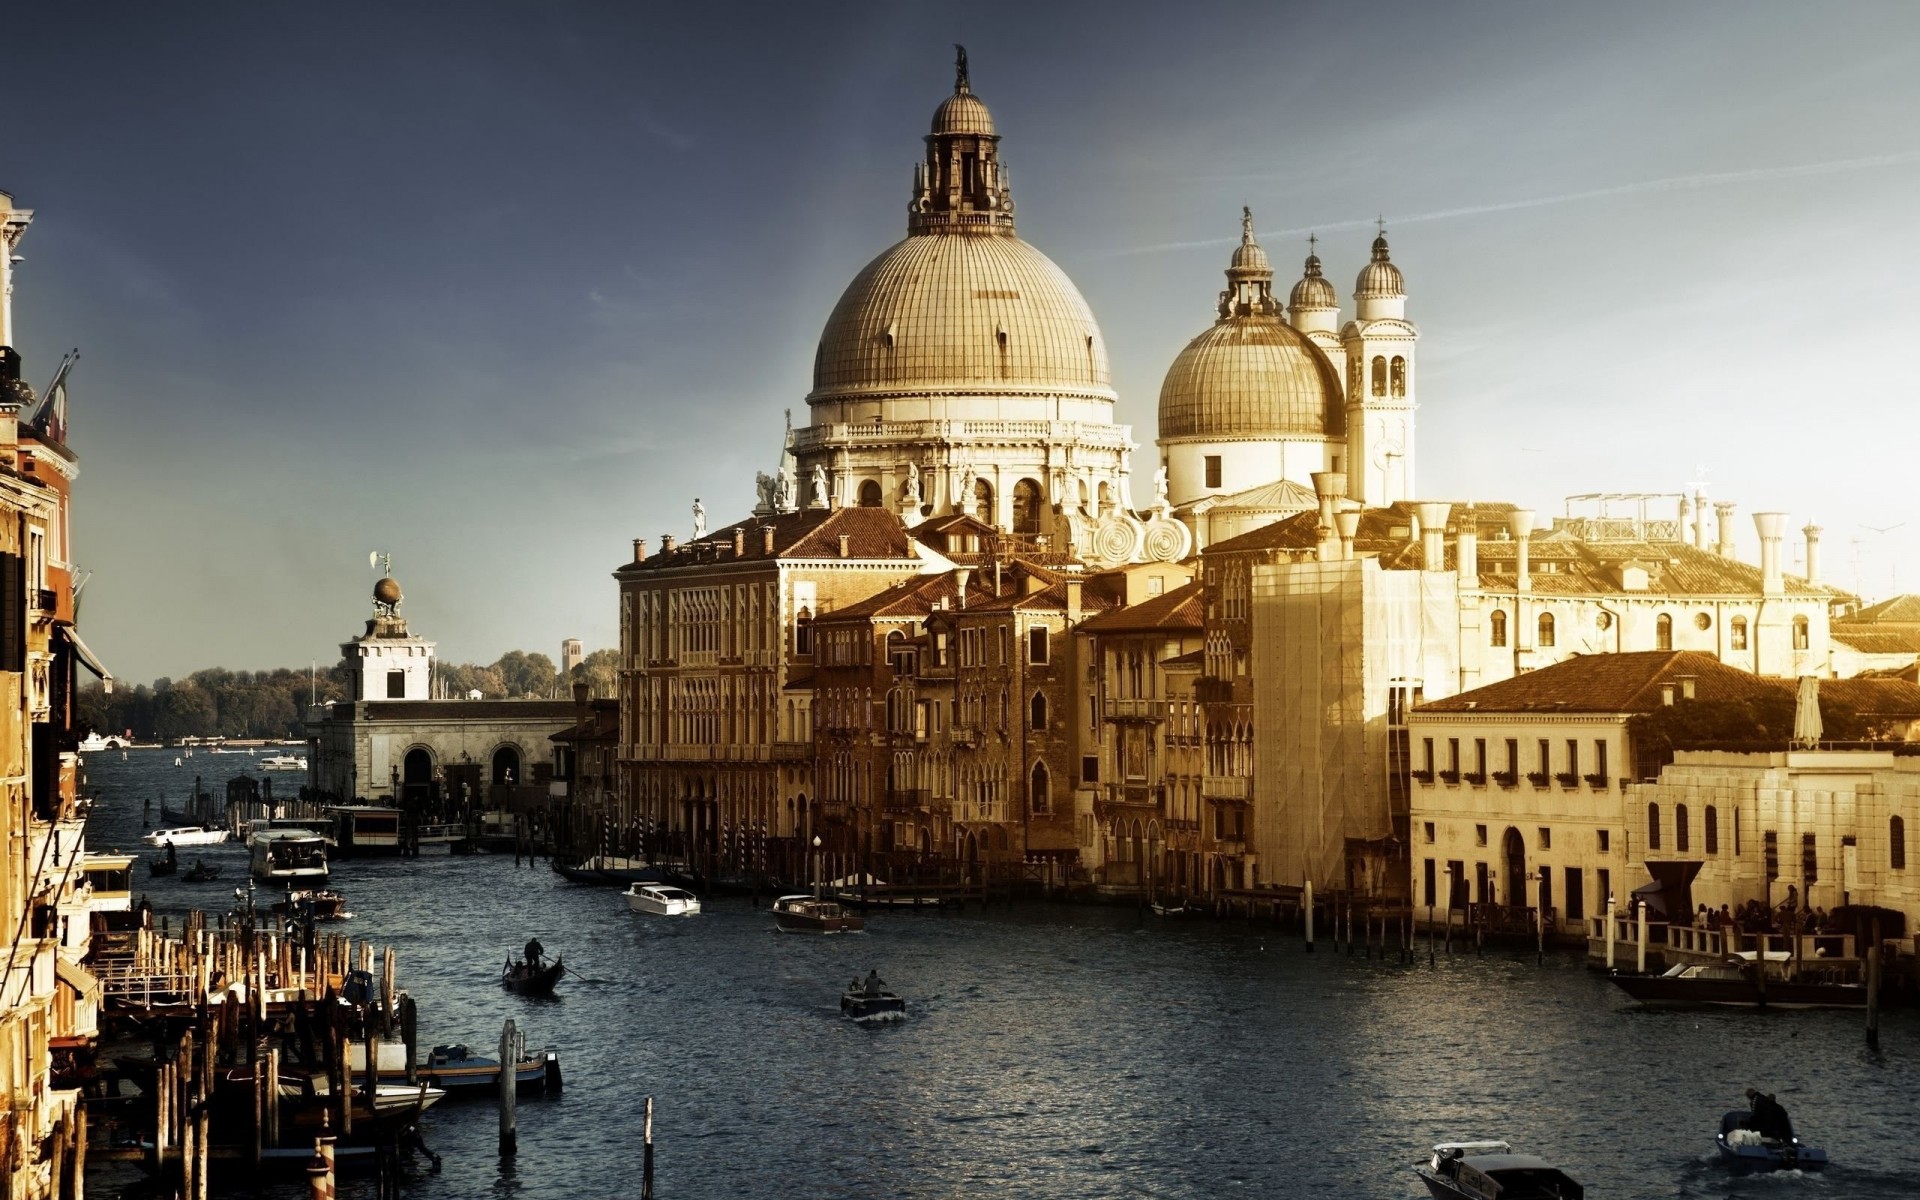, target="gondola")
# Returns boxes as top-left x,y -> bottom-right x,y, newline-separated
500,956 -> 564,996
182,859 -> 222,883
148,852 -> 178,878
